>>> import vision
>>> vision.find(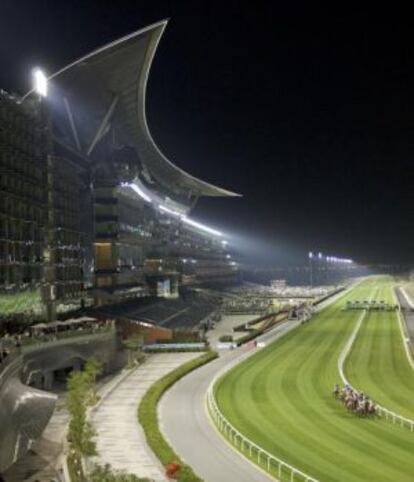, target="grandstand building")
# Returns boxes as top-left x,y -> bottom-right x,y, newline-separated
0,91 -> 46,289
0,90 -> 86,321
0,20 -> 240,318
